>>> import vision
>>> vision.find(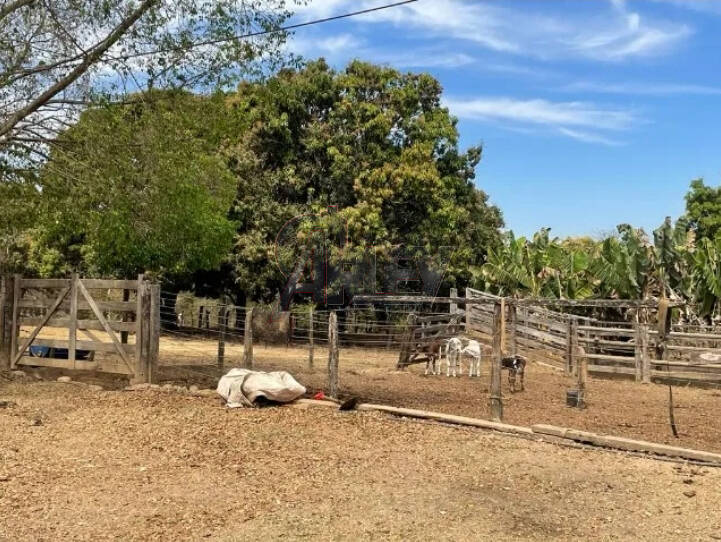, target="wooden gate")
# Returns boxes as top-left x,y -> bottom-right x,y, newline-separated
0,274 -> 158,383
